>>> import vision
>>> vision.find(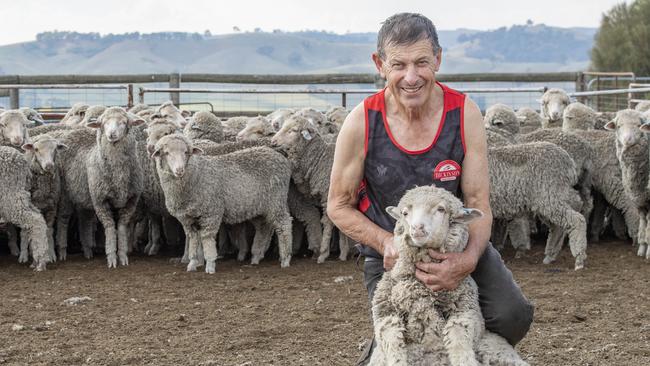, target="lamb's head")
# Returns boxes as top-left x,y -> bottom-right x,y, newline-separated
80,105 -> 107,127
605,109 -> 649,149
237,116 -> 275,141
151,134 -> 203,178
184,111 -> 224,142
386,186 -> 483,251
153,101 -> 191,128
21,135 -> 68,173
271,115 -> 319,156
296,107 -> 326,127
267,108 -> 295,130
515,107 -> 542,132
0,110 -> 32,146
325,106 -> 349,128
540,88 -> 570,123
144,118 -> 183,155
484,104 -> 519,135
19,107 -> 45,126
60,103 -> 89,126
562,102 -> 596,131
635,100 -> 650,113
86,107 -> 145,143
